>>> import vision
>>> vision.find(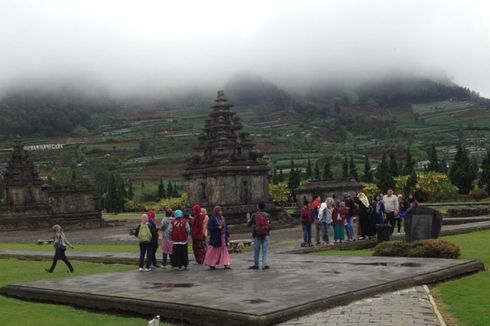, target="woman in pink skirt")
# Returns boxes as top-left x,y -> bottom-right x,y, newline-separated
203,206 -> 231,270
159,208 -> 174,267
